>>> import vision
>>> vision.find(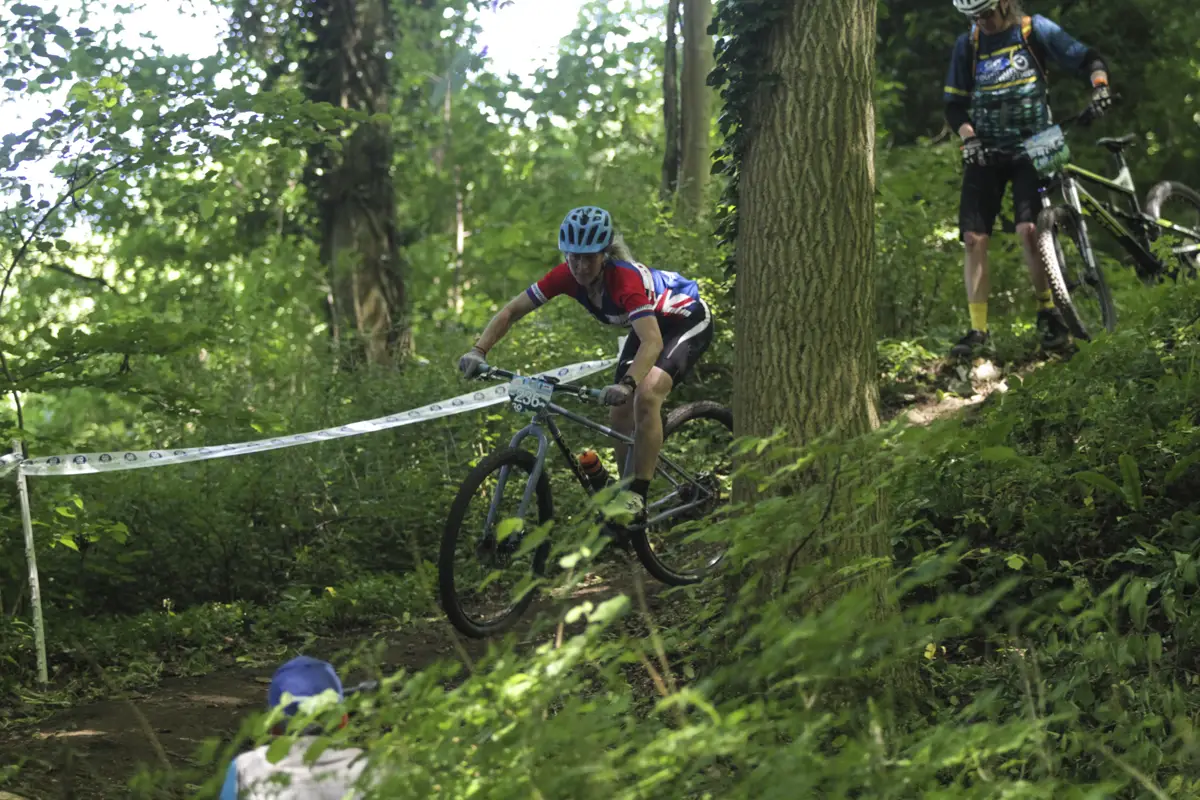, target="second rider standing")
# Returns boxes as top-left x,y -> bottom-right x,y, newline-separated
943,0 -> 1113,358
